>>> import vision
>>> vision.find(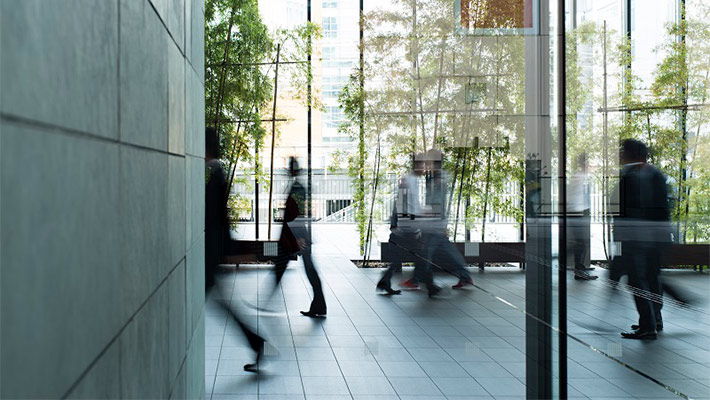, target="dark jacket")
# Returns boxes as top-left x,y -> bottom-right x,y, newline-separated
205,159 -> 230,288
279,180 -> 306,254
613,162 -> 671,243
